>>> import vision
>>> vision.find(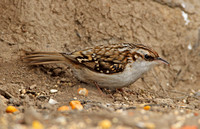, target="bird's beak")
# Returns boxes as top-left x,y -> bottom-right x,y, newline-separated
156,57 -> 170,66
